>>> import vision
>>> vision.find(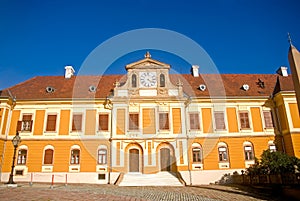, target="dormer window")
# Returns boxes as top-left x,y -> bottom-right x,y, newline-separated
160,74 -> 165,87
132,74 -> 137,88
